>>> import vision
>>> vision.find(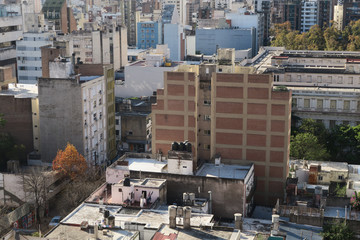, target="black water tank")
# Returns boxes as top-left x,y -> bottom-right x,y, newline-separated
172,142 -> 179,151
186,143 -> 192,152
179,142 -> 185,151
123,178 -> 130,186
